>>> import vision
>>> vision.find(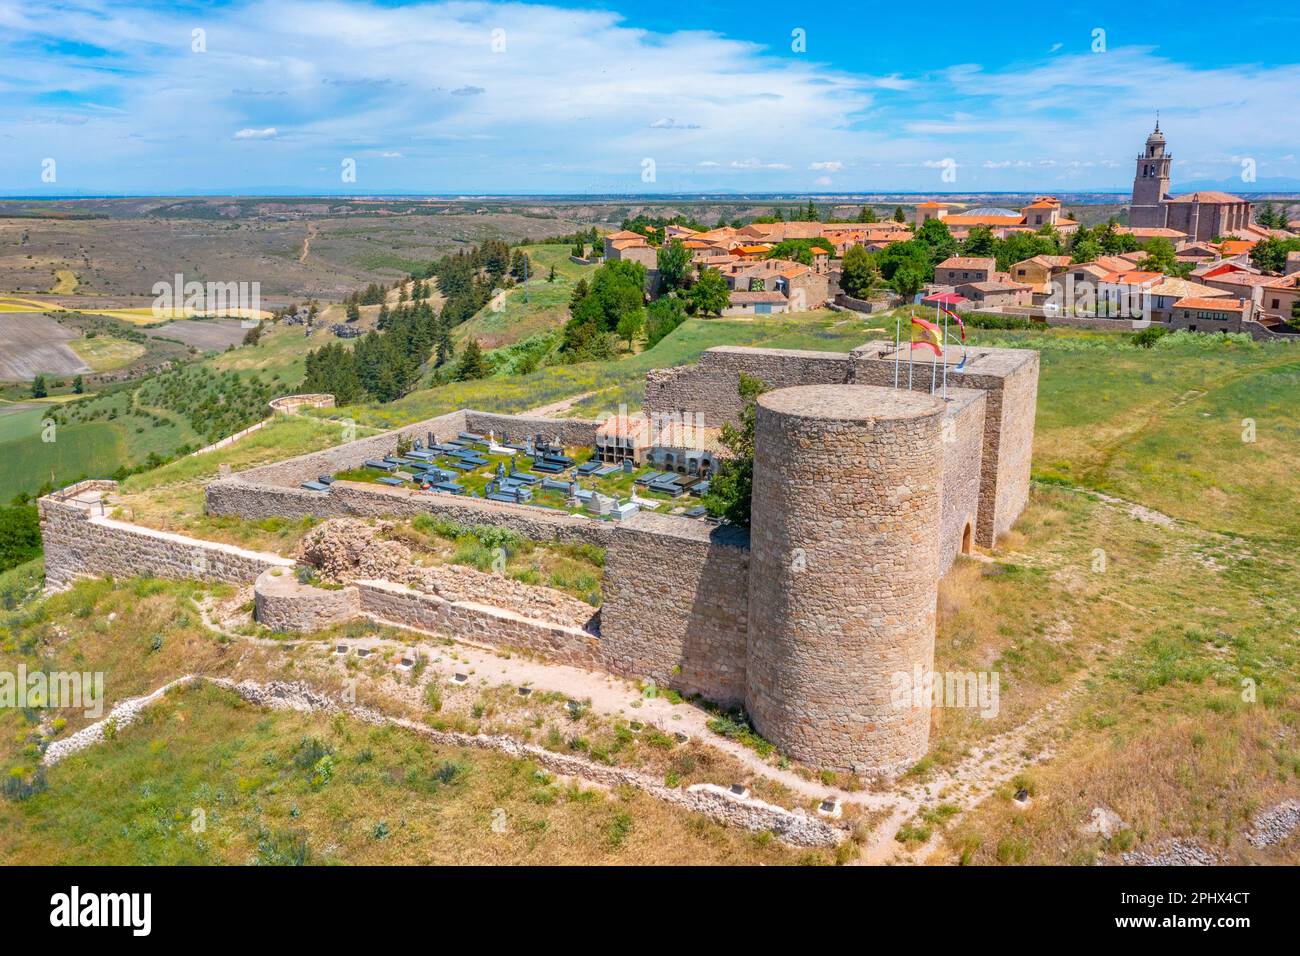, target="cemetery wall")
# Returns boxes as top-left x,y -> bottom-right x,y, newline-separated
463,410 -> 602,447
599,512 -> 751,706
